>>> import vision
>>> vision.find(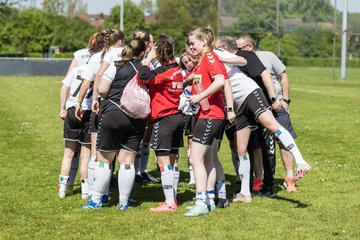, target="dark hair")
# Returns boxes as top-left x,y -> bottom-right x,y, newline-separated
179,48 -> 187,69
155,34 -> 174,66
87,32 -> 106,55
115,38 -> 146,68
132,29 -> 150,42
101,29 -> 125,61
